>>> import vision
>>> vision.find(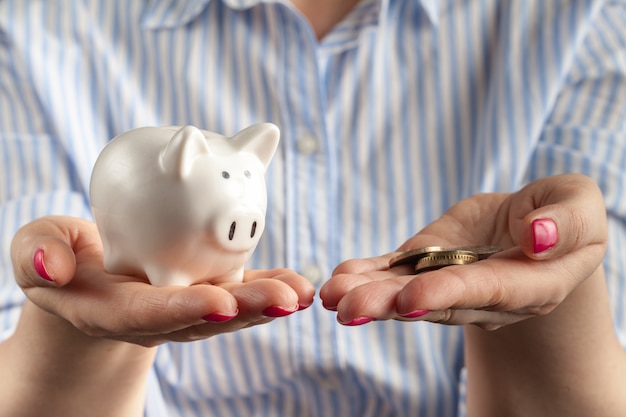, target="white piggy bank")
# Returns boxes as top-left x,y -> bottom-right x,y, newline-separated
89,123 -> 280,286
